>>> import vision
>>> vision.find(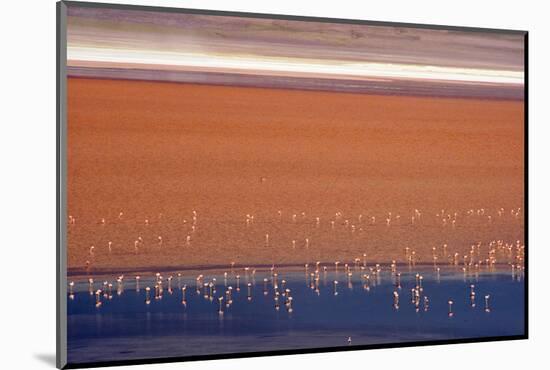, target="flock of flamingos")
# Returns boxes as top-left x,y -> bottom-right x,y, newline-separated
67,206 -> 524,320
68,206 -> 523,259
